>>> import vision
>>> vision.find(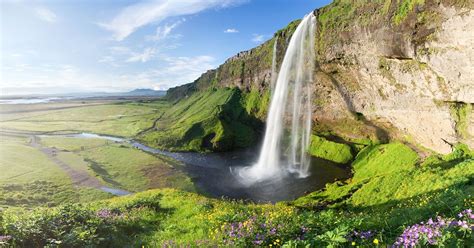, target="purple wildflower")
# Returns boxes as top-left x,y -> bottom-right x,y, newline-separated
392,209 -> 474,247
96,209 -> 122,219
0,235 -> 12,243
